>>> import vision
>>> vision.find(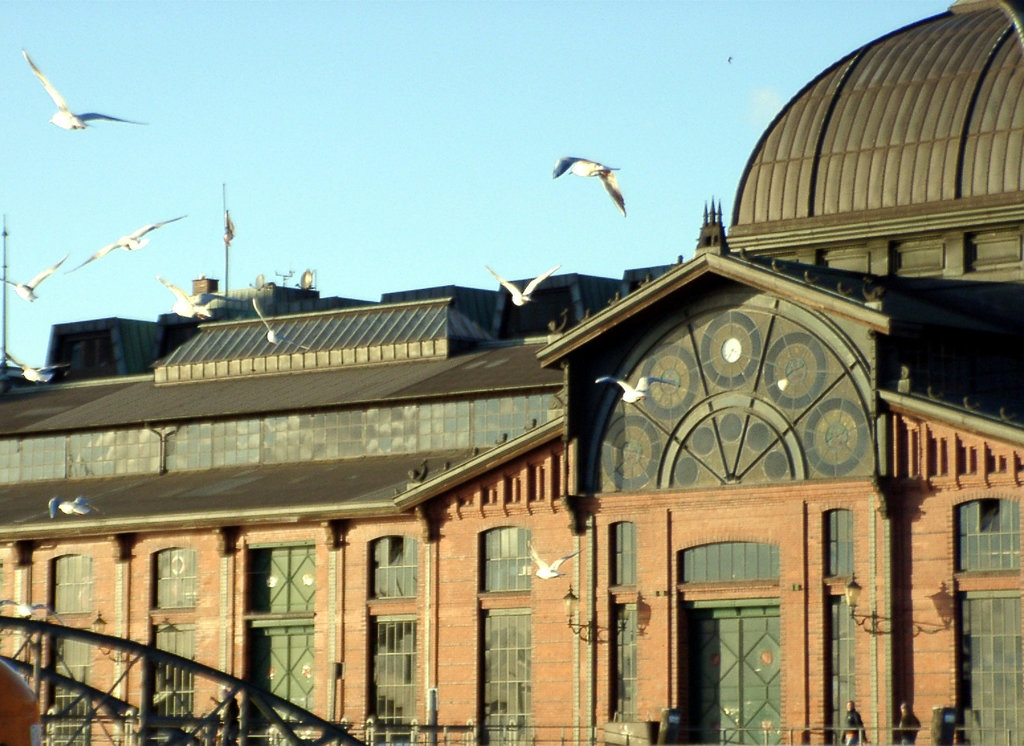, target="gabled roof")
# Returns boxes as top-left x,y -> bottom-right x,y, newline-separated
539,250 -> 1024,367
